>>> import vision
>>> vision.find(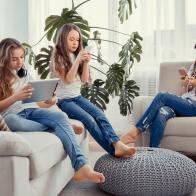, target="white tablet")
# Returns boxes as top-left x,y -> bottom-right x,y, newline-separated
23,78 -> 59,103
